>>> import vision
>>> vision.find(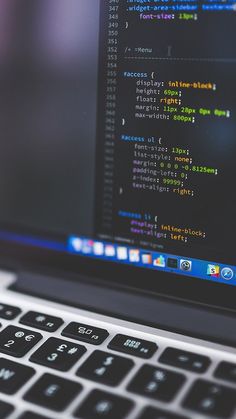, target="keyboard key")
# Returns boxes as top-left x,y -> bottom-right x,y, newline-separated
62,322 -> 109,345
20,311 -> 63,332
19,412 -> 51,419
30,337 -> 86,371
24,373 -> 82,412
128,365 -> 185,402
77,350 -> 134,386
138,406 -> 190,419
0,326 -> 42,357
0,303 -> 21,320
74,389 -> 134,418
159,347 -> 210,373
0,400 -> 14,418
183,379 -> 236,418
0,358 -> 35,394
108,334 -> 157,359
214,361 -> 236,384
